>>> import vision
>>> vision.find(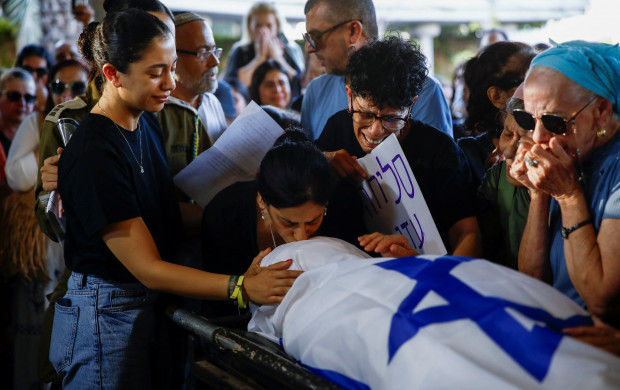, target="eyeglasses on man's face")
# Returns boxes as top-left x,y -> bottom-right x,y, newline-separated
348,94 -> 413,132
176,47 -> 223,61
303,19 -> 359,50
2,91 -> 36,104
512,96 -> 596,135
49,80 -> 87,96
